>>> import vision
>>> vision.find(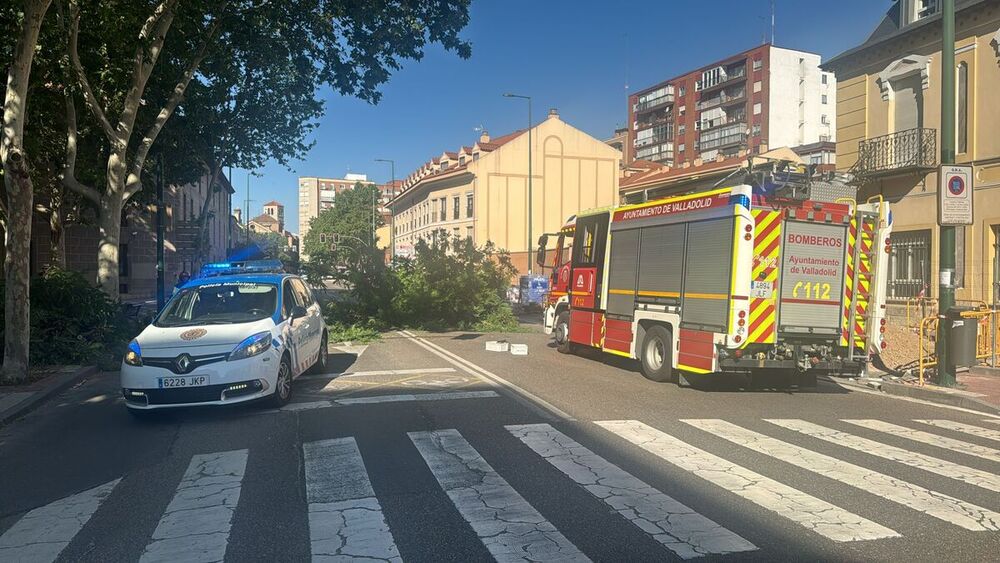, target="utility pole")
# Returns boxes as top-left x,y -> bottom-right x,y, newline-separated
503,93 -> 533,275
937,0 -> 957,387
156,153 -> 165,311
